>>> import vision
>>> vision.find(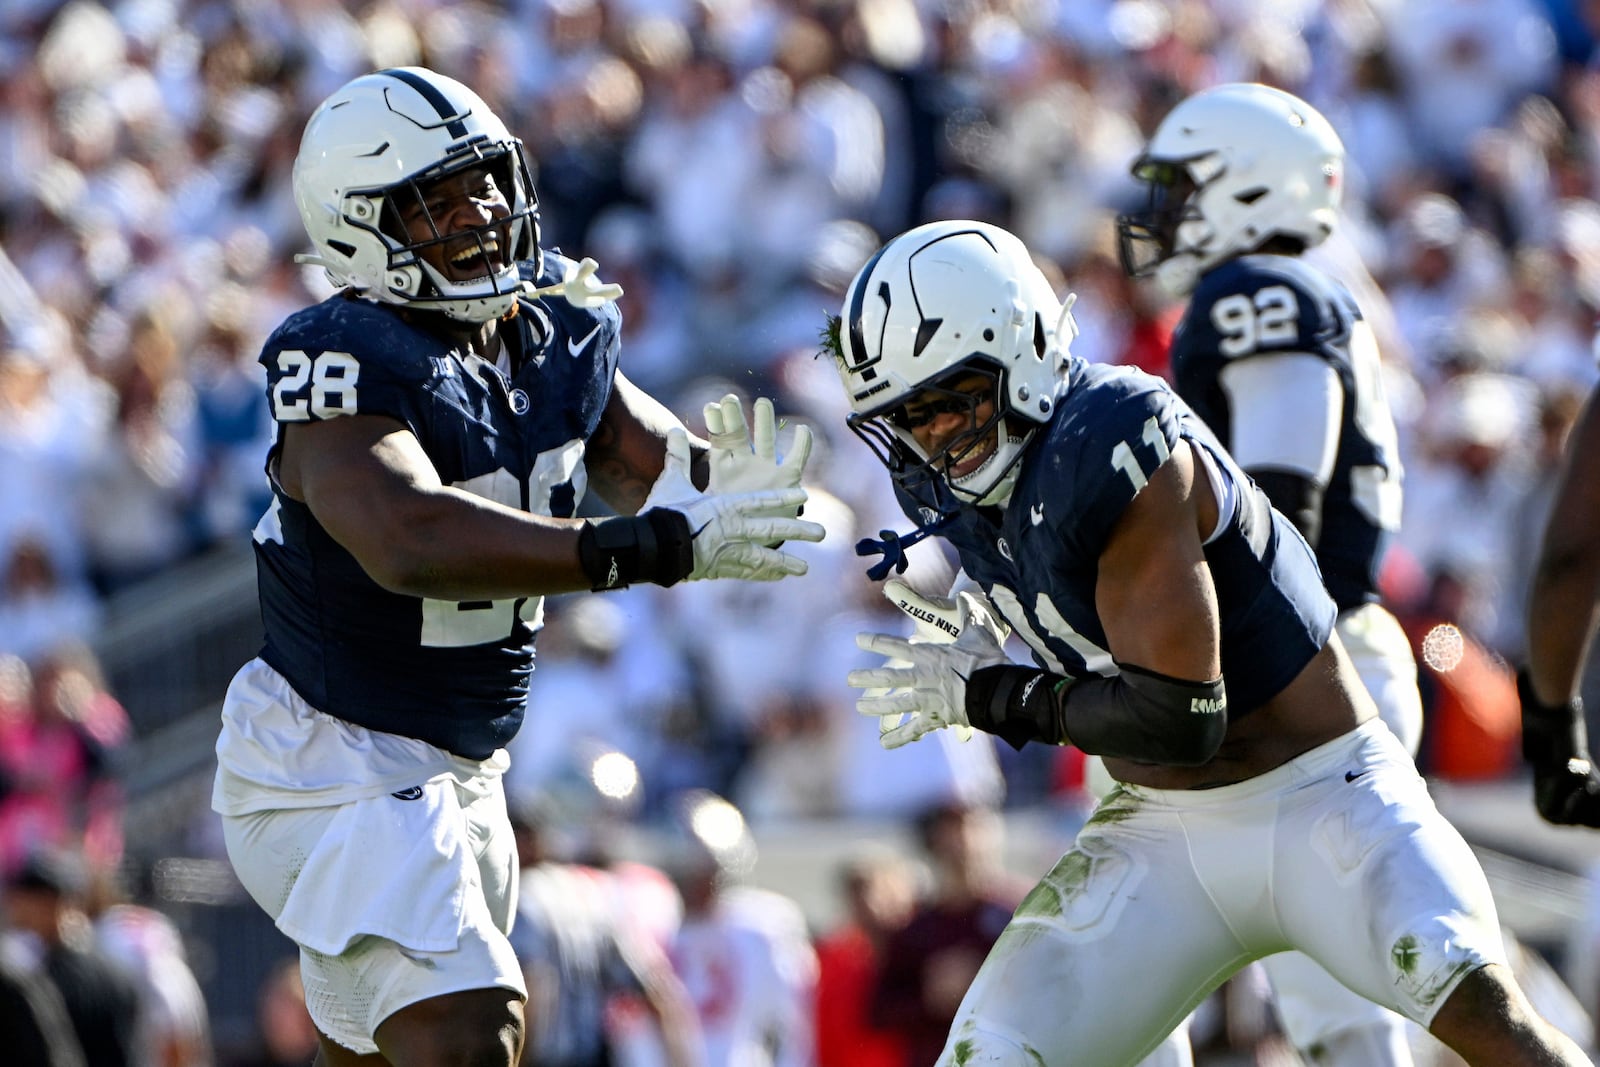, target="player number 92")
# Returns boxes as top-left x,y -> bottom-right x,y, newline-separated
271,350 -> 361,421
